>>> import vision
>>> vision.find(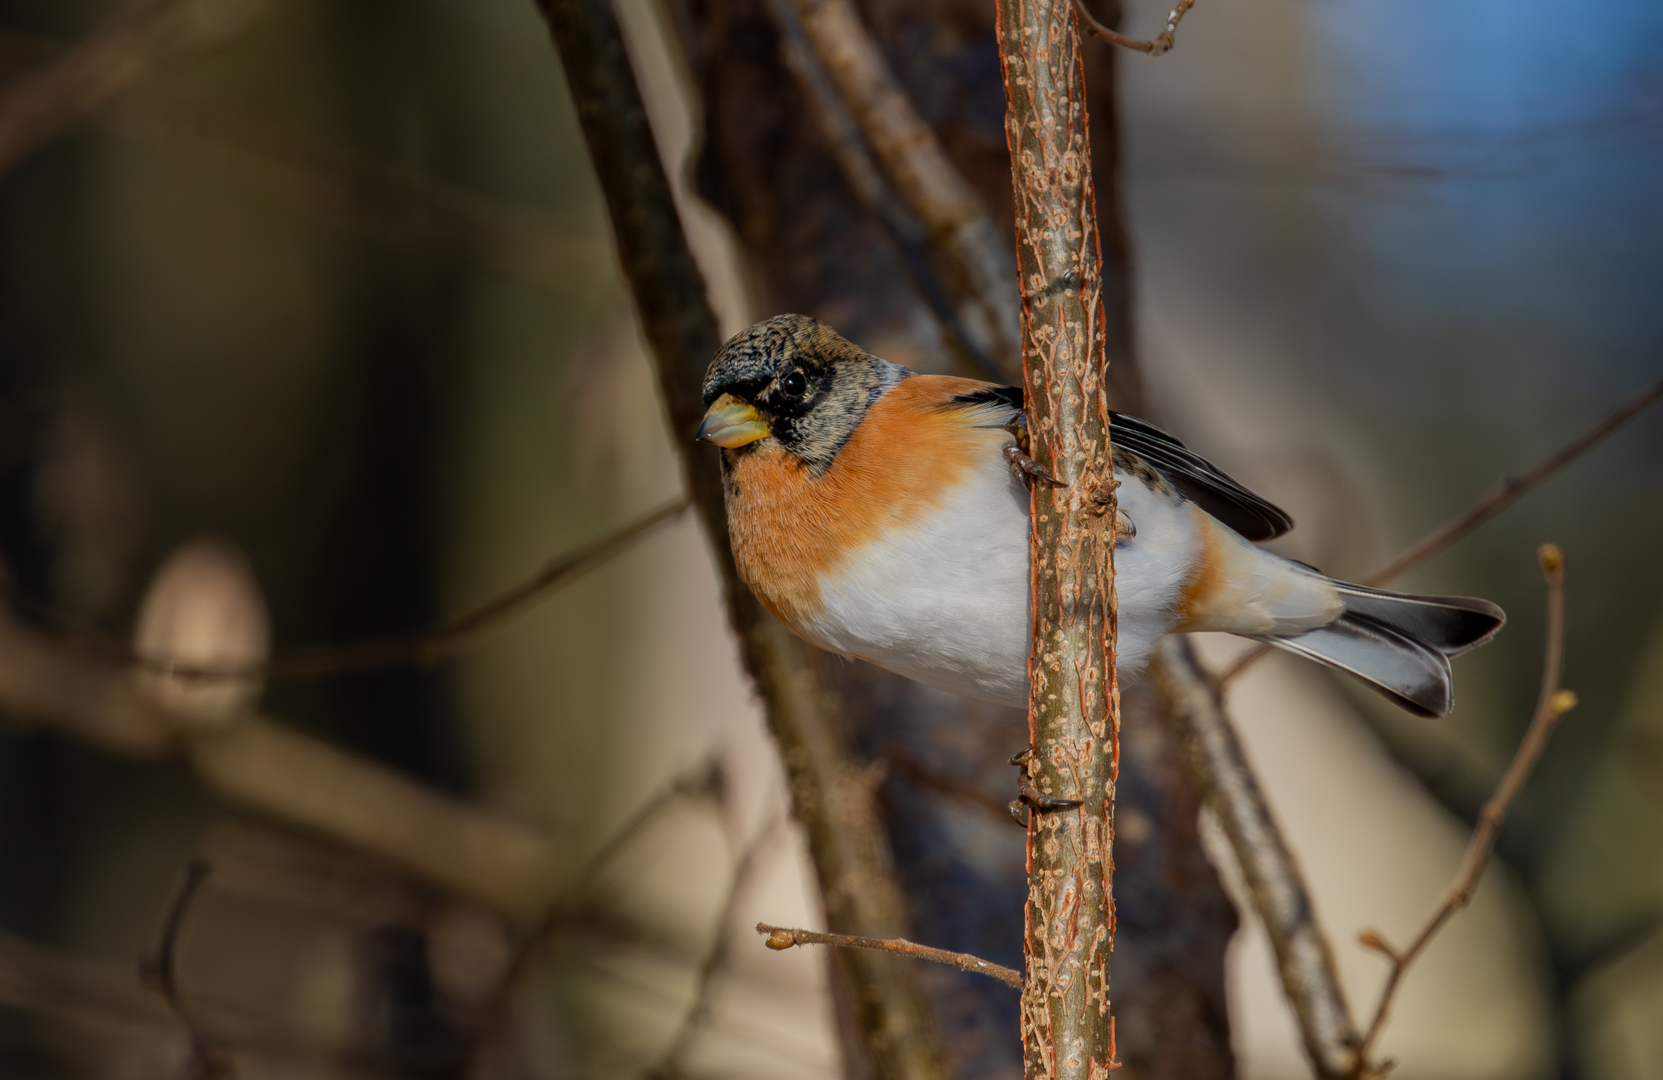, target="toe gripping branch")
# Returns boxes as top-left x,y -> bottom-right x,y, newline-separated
1004,414 -> 1065,487
1007,745 -> 1083,827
